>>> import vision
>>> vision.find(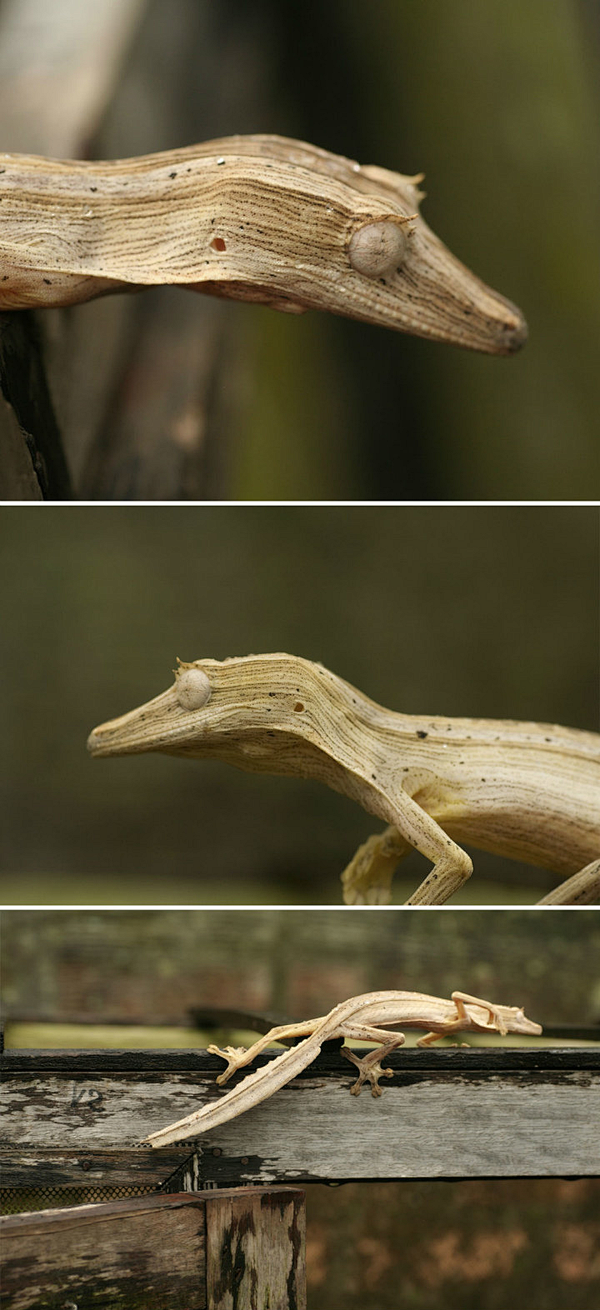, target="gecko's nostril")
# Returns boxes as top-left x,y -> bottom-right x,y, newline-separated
294,702 -> 305,712
210,236 -> 226,252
